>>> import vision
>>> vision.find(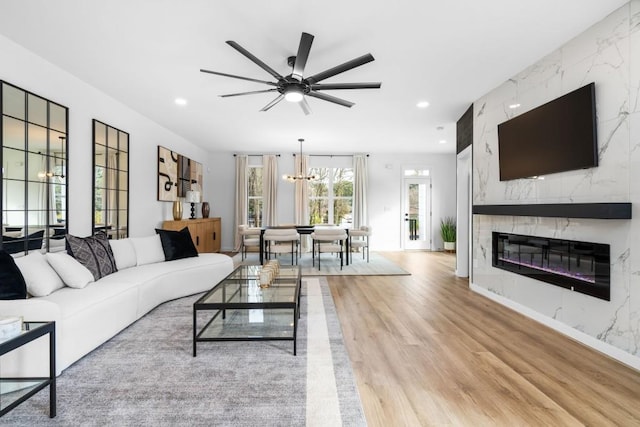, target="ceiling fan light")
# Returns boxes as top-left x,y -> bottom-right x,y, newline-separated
284,87 -> 304,103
